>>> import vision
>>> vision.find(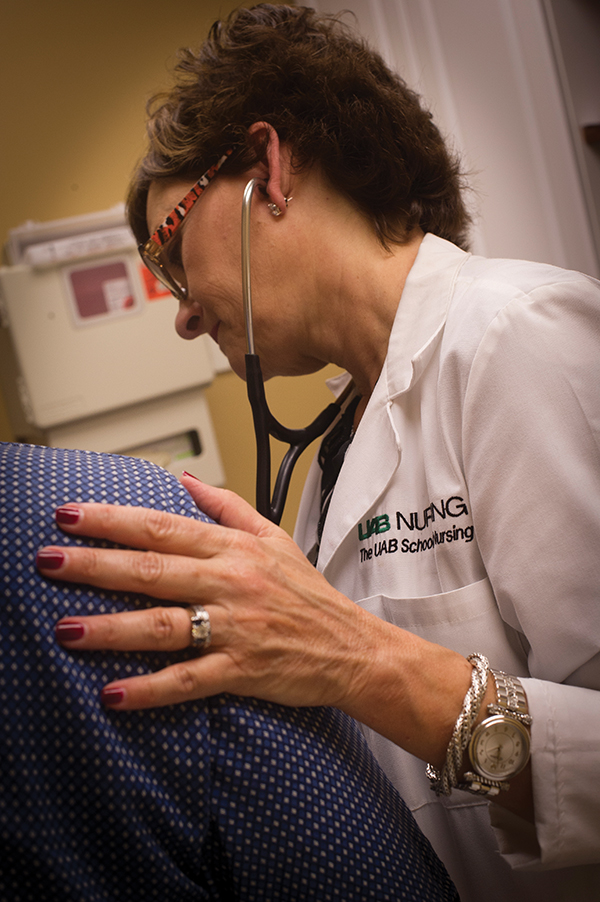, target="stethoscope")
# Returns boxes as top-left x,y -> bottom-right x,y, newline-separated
241,178 -> 355,525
